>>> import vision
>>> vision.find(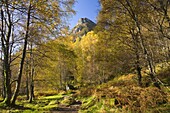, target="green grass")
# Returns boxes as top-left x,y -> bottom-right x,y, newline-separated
0,93 -> 65,112
0,64 -> 170,113
40,94 -> 64,100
